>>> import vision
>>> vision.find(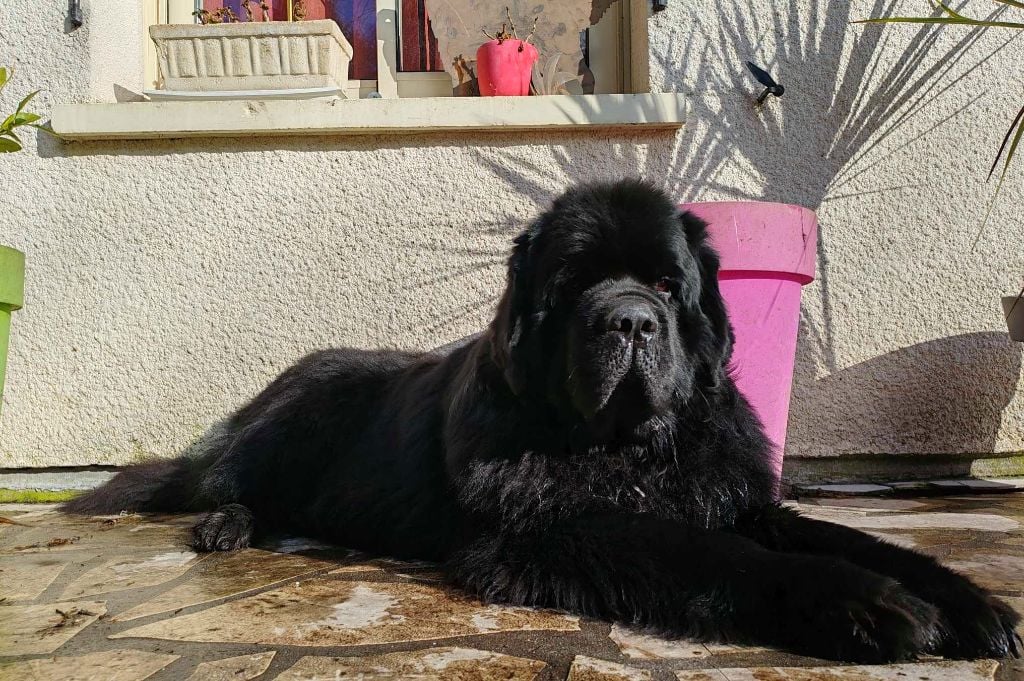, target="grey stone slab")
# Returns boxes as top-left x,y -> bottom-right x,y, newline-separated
796,483 -> 893,496
0,471 -> 114,491
675,659 -> 997,680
